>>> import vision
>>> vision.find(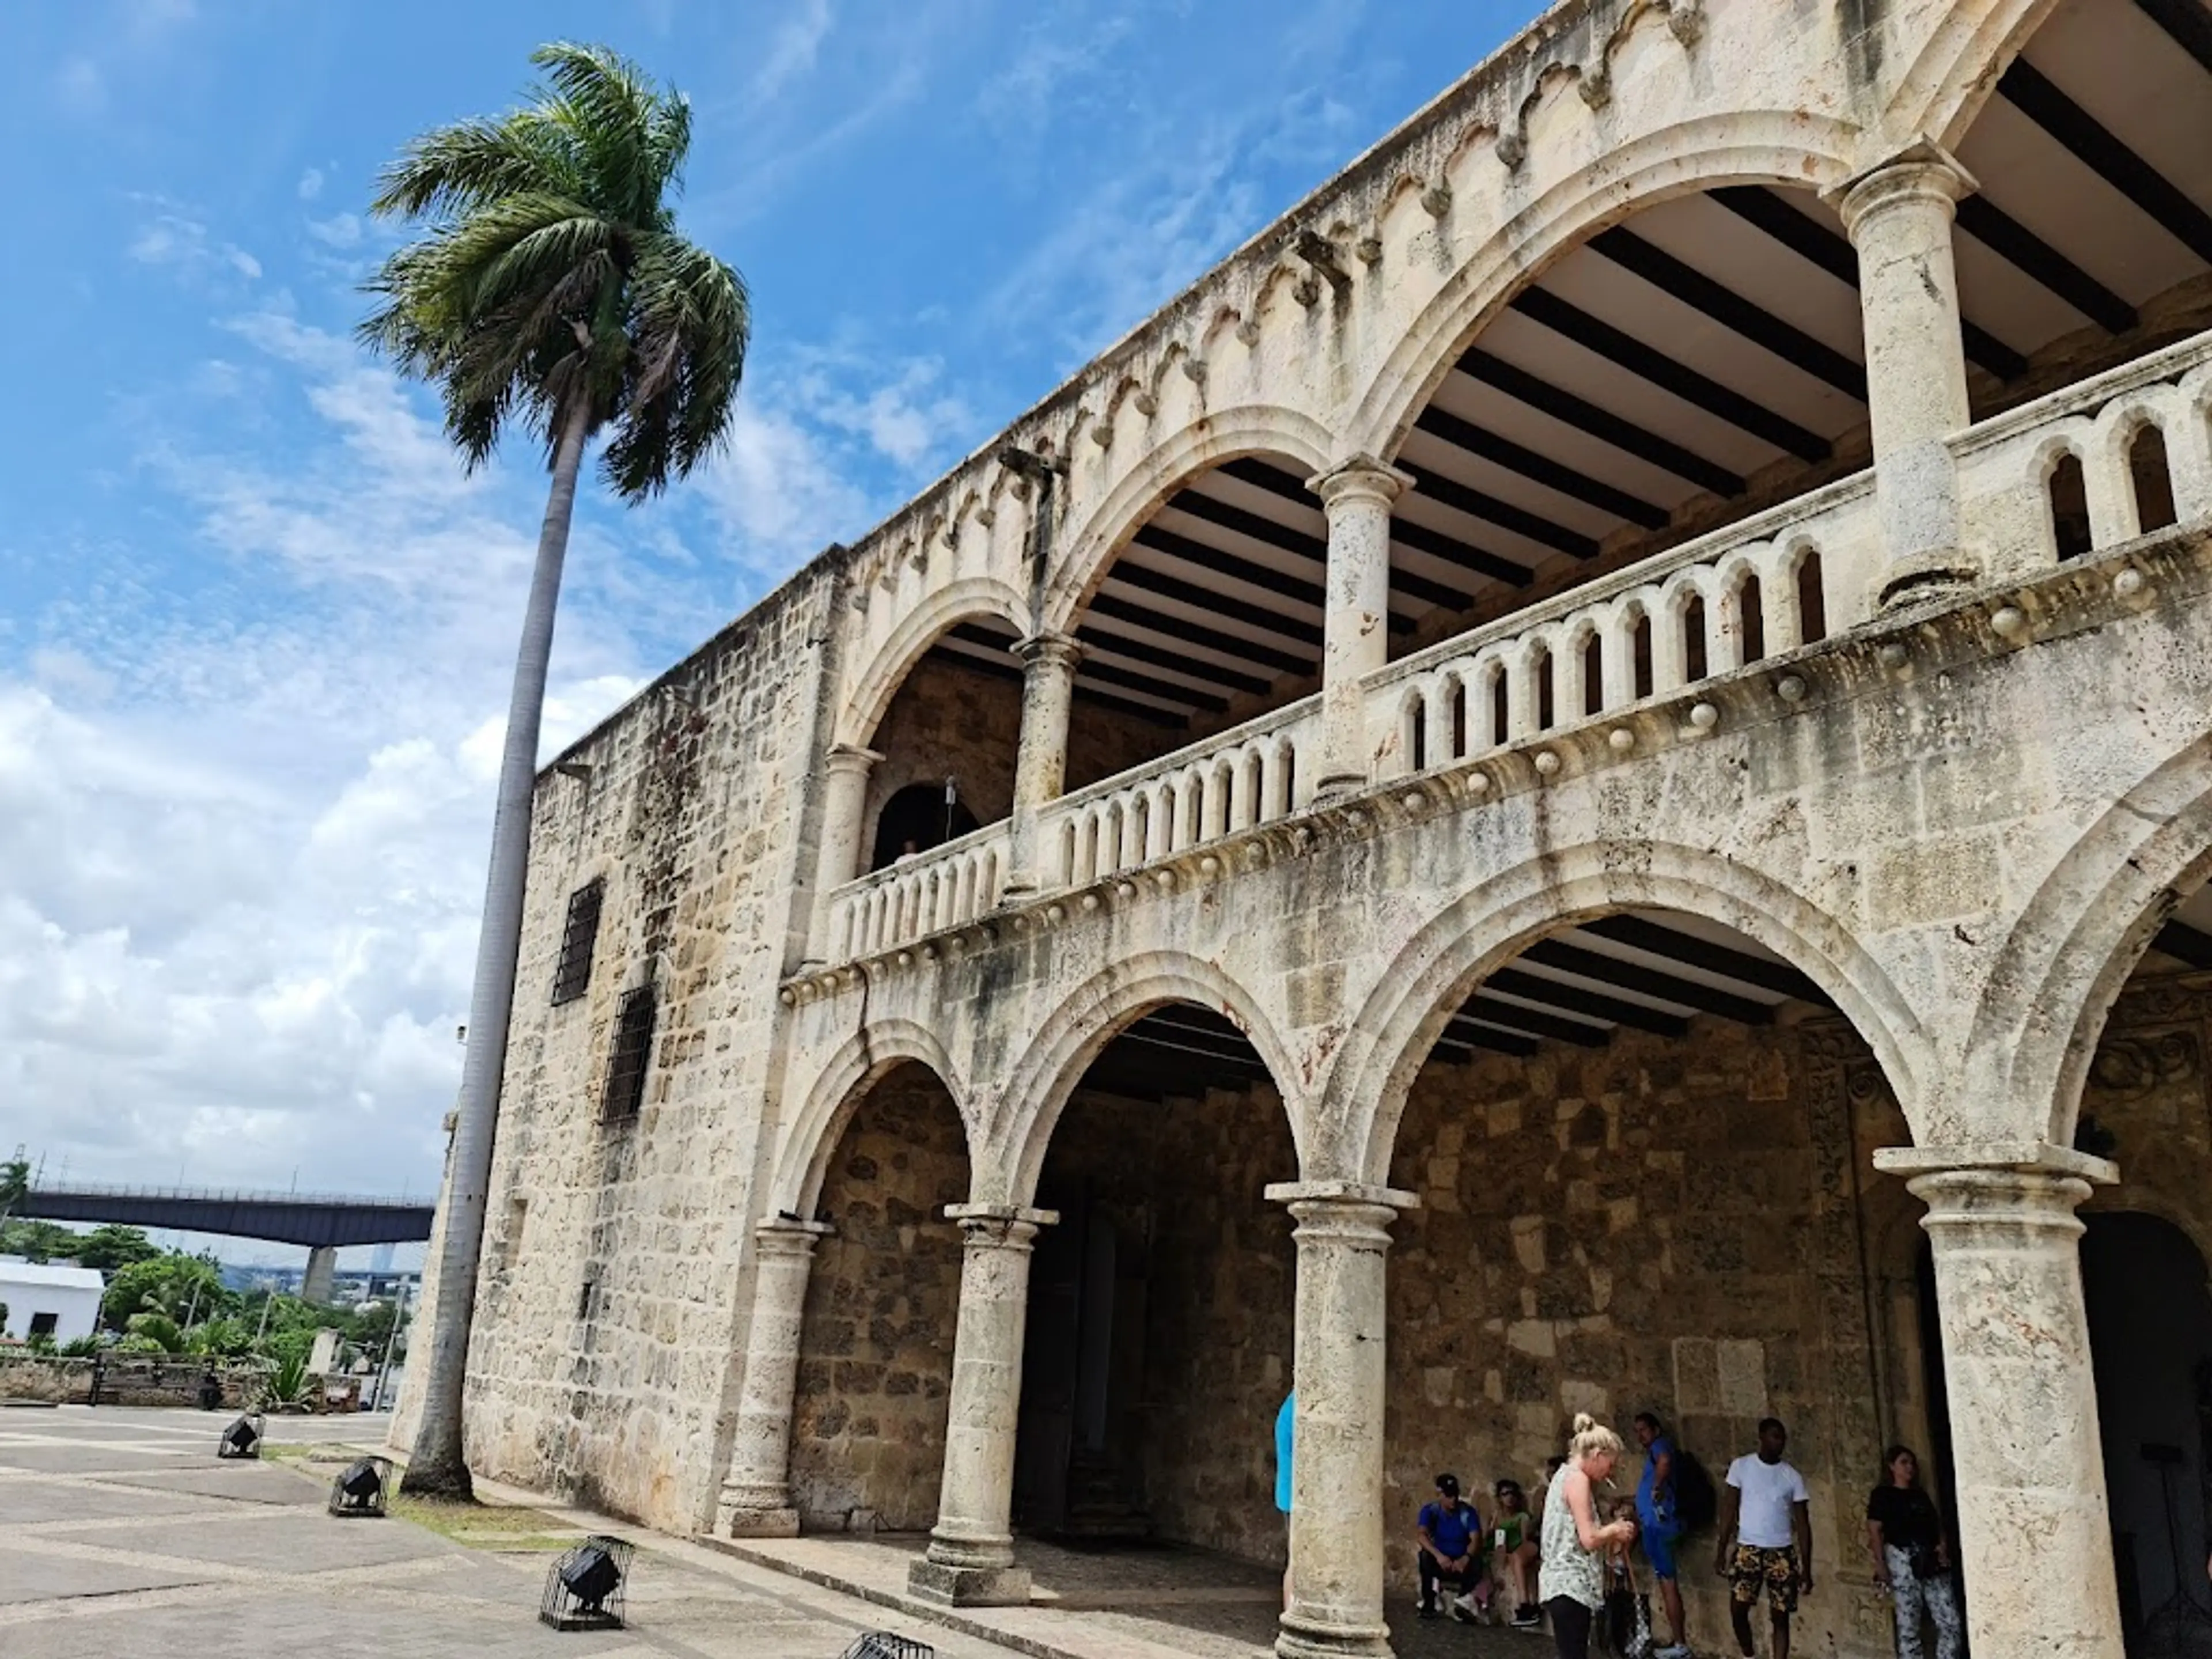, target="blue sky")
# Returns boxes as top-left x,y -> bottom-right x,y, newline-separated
0,0 -> 1528,1259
